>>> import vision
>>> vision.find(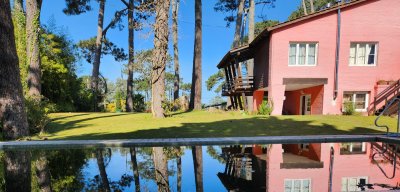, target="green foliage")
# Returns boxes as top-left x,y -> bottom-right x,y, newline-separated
162,100 -> 175,116
115,90 -> 122,112
180,82 -> 192,96
132,94 -> 146,112
40,26 -> 89,112
77,37 -> 127,64
254,20 -> 280,36
258,99 -> 273,115
343,102 -> 355,115
206,70 -> 225,93
288,0 -> 337,20
25,96 -> 51,134
12,6 -> 28,93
